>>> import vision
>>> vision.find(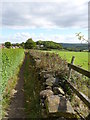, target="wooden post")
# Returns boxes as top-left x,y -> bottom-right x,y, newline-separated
68,56 -> 75,80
